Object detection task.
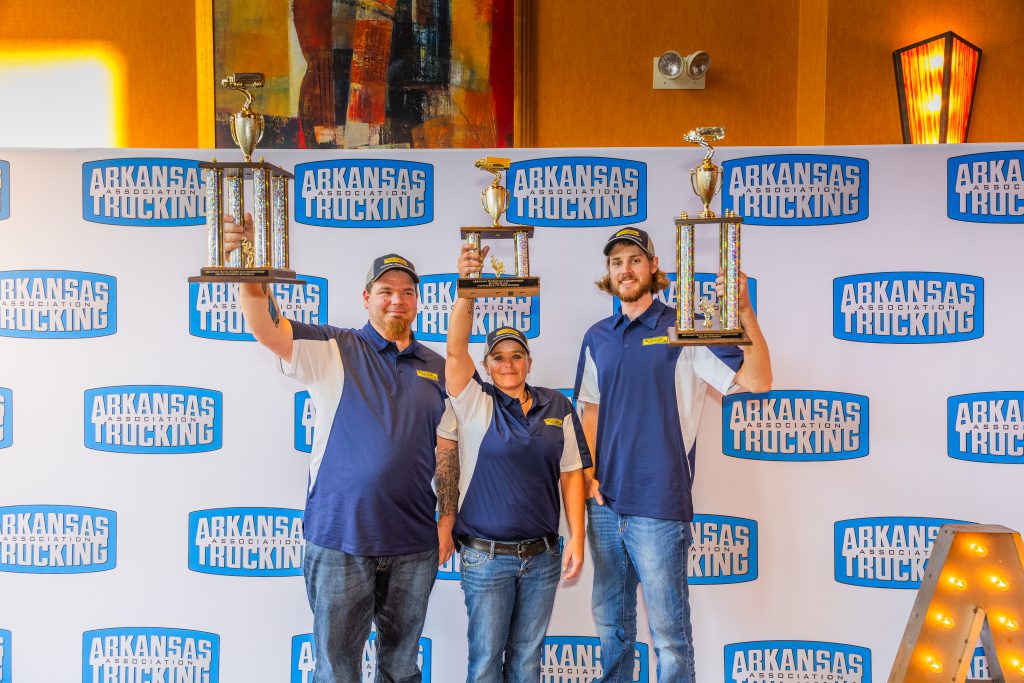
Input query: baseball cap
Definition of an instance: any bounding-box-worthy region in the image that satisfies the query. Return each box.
[484,327,530,356]
[365,253,420,286]
[603,227,655,257]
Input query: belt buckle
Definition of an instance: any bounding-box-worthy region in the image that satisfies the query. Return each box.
[516,541,531,559]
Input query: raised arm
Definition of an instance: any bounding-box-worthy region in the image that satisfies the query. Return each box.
[225,213,293,361]
[446,243,489,397]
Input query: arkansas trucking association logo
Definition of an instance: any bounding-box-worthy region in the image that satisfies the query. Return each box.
[0,628,10,682]
[540,637,649,682]
[723,391,869,462]
[295,391,314,453]
[725,641,870,683]
[85,386,222,454]
[506,157,646,226]
[722,155,868,225]
[690,515,758,584]
[948,151,1024,222]
[414,274,539,343]
[189,275,327,341]
[612,272,758,315]
[0,160,9,221]
[948,392,1024,463]
[291,633,431,683]
[834,517,968,589]
[833,272,983,343]
[82,158,206,226]
[188,507,304,577]
[0,270,116,339]
[0,387,11,449]
[293,159,433,227]
[83,628,219,683]
[0,505,116,574]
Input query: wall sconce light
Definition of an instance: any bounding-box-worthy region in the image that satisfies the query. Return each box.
[653,50,710,90]
[893,31,982,144]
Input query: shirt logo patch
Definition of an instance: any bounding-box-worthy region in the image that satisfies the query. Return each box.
[643,336,669,345]
[416,370,439,381]
[544,418,563,427]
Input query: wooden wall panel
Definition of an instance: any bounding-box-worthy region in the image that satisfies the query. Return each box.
[530,0,802,148]
[0,1,1021,148]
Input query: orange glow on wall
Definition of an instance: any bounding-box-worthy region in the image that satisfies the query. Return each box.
[893,31,981,144]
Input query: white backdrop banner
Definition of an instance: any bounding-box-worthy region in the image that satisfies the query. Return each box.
[1,143,1021,683]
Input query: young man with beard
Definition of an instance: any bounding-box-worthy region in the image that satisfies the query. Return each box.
[226,216,459,683]
[574,227,772,683]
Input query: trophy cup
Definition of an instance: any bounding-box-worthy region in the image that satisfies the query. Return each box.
[668,126,751,346]
[457,157,539,298]
[189,73,301,285]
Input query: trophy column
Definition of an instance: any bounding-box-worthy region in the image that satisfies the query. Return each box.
[205,166,225,269]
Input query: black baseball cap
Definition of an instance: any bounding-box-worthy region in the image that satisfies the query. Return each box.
[484,326,530,355]
[365,253,420,286]
[603,227,655,257]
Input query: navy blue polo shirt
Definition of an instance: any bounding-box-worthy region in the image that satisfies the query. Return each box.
[450,377,591,542]
[574,300,742,521]
[279,320,456,555]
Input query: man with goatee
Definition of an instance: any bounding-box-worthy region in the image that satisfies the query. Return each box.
[574,227,772,683]
[227,216,459,683]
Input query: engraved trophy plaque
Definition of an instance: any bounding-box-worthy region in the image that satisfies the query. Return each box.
[189,73,301,284]
[457,157,539,298]
[668,126,751,346]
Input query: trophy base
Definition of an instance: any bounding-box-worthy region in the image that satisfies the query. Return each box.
[668,326,752,347]
[189,267,305,285]
[457,277,540,298]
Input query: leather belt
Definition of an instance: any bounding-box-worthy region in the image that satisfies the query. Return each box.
[458,534,559,559]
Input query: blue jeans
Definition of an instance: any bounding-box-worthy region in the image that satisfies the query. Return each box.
[586,499,695,683]
[459,541,562,683]
[303,541,439,683]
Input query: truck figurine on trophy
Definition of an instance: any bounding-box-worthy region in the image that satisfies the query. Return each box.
[457,157,539,298]
[189,73,301,285]
[668,126,751,346]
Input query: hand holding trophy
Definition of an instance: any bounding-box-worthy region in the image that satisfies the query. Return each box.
[189,73,301,285]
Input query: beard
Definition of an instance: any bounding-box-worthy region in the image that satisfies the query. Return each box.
[382,316,412,340]
[611,274,651,302]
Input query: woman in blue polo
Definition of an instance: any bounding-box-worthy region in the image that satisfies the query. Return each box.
[446,243,590,683]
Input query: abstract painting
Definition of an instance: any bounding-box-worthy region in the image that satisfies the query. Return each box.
[209,0,515,149]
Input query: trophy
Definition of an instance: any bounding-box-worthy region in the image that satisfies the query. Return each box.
[189,73,301,284]
[457,157,539,298]
[668,126,751,346]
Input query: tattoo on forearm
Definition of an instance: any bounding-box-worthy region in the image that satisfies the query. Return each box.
[267,291,281,328]
[435,445,460,518]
